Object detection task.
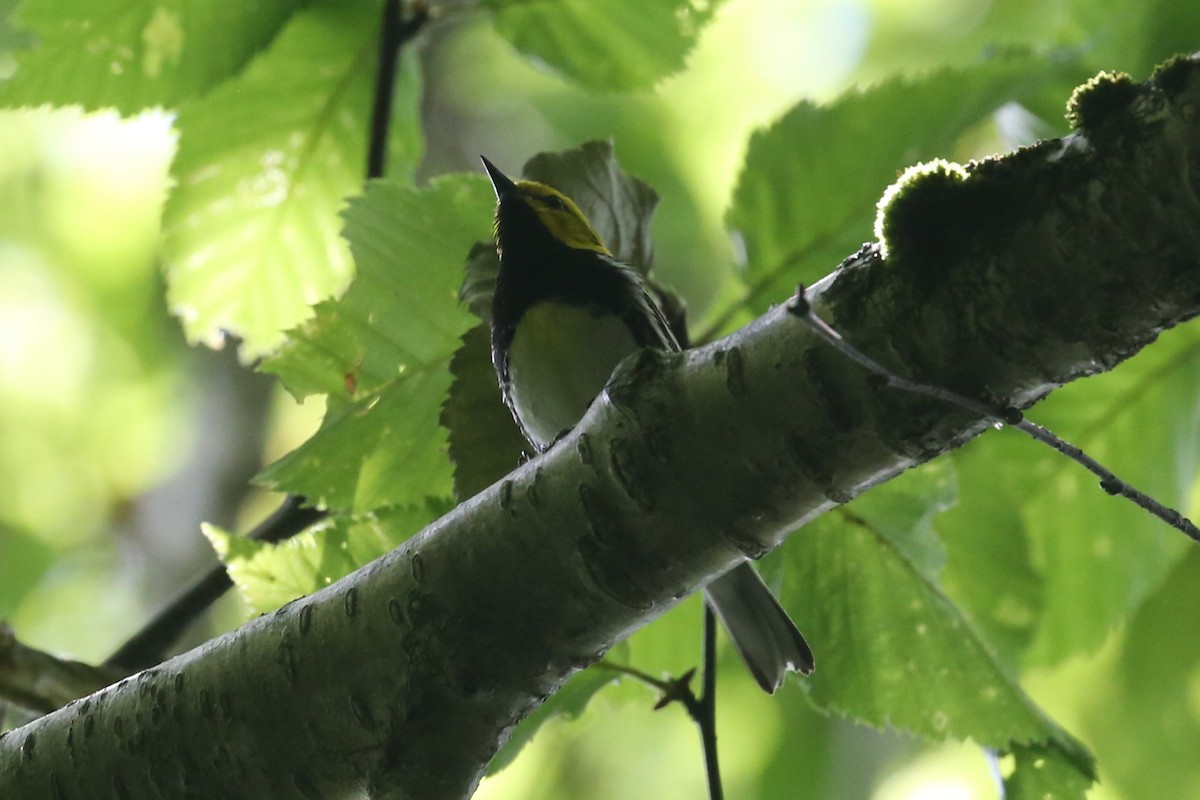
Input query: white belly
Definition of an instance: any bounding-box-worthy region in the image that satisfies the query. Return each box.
[507,302,639,449]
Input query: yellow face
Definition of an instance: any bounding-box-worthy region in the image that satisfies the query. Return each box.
[515,180,611,255]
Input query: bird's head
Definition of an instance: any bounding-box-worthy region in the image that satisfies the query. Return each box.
[481,156,610,256]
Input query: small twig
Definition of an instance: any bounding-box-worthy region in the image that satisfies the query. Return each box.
[596,607,725,800]
[595,660,697,707]
[1014,418,1200,540]
[787,285,1200,543]
[698,606,724,800]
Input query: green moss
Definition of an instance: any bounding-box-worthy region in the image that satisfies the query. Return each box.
[874,151,1051,296]
[1065,70,1138,131]
[1150,53,1196,99]
[875,159,970,262]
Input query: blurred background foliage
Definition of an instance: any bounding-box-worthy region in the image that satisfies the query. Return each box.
[1,0,1199,798]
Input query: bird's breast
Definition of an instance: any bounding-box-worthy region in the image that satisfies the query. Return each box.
[506,302,639,450]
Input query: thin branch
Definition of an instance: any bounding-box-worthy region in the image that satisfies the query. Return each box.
[596,609,725,799]
[698,606,724,800]
[1,625,126,714]
[367,1,429,179]
[788,285,1200,544]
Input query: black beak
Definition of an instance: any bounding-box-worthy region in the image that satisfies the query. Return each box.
[480,156,518,200]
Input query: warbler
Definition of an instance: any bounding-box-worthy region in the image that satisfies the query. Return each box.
[482,156,814,693]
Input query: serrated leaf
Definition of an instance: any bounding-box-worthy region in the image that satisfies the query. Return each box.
[260,367,460,510]
[1079,549,1200,799]
[1017,326,1200,666]
[265,175,493,399]
[258,175,494,511]
[937,434,1046,671]
[458,241,500,322]
[484,0,722,91]
[782,464,1092,771]
[162,3,395,358]
[940,327,1200,672]
[725,52,1065,323]
[1004,741,1096,800]
[0,0,307,113]
[204,507,430,613]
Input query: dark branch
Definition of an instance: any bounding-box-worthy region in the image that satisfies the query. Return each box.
[698,606,724,800]
[367,0,429,179]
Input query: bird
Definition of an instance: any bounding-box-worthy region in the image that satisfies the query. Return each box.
[481,155,814,693]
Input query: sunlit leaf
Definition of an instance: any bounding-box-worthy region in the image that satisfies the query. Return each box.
[1018,325,1200,665]
[484,0,723,90]
[204,507,430,613]
[0,0,307,112]
[162,3,394,357]
[259,175,493,510]
[725,52,1065,326]
[1004,741,1095,800]
[1077,549,1200,799]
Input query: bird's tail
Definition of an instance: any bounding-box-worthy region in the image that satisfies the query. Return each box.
[703,563,814,693]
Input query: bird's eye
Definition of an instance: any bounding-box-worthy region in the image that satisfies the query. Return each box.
[543,195,567,211]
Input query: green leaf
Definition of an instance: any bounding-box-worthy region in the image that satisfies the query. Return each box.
[1079,549,1200,800]
[260,367,456,510]
[1017,325,1200,666]
[0,0,307,113]
[941,326,1200,672]
[0,526,54,616]
[204,507,429,613]
[258,175,494,511]
[162,3,399,358]
[782,463,1093,774]
[724,52,1065,325]
[936,434,1046,671]
[485,0,722,91]
[1004,741,1095,800]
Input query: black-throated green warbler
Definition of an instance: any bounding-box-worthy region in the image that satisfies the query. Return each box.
[482,156,814,693]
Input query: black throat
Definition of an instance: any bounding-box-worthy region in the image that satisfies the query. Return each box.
[490,197,635,360]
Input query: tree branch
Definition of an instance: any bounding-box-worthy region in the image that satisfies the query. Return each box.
[367,0,428,179]
[0,626,125,716]
[3,58,1199,799]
